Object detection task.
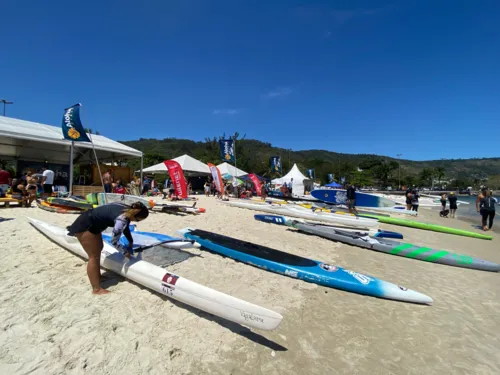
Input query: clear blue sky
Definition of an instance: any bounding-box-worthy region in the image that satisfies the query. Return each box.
[1,0,499,161]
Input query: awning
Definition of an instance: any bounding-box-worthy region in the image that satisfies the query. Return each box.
[0,116,142,164]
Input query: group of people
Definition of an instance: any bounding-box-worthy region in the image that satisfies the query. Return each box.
[405,188,421,214]
[0,166,56,205]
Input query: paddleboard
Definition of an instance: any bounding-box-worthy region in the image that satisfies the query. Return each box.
[256,215,499,272]
[36,200,82,214]
[177,228,432,304]
[47,197,93,210]
[222,200,379,228]
[361,214,493,240]
[311,189,396,208]
[87,193,155,208]
[29,218,283,331]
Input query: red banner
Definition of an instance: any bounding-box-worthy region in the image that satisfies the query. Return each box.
[164,160,188,198]
[207,163,224,193]
[248,174,262,196]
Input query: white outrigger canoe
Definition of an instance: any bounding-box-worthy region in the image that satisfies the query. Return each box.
[29,218,283,331]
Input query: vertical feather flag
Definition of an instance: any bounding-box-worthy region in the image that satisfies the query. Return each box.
[62,104,91,142]
[307,169,315,179]
[248,174,262,196]
[328,173,334,183]
[164,160,188,198]
[208,163,225,193]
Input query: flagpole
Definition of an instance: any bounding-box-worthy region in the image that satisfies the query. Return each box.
[80,106,106,203]
[69,141,74,195]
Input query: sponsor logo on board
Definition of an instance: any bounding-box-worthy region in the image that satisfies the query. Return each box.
[345,270,372,285]
[319,263,338,272]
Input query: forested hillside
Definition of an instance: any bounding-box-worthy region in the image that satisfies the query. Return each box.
[120,136,500,189]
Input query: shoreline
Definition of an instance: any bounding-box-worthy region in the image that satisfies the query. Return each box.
[425,205,498,234]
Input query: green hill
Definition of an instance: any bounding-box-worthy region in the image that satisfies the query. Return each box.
[120,137,500,189]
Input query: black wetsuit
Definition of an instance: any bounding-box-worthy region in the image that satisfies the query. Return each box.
[448,195,458,210]
[67,203,133,247]
[346,186,356,208]
[480,197,496,229]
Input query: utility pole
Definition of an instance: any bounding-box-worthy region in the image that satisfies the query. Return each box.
[0,99,14,116]
[397,153,403,190]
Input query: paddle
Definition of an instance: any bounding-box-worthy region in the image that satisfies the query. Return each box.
[133,238,195,253]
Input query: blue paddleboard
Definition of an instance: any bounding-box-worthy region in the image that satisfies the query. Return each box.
[311,189,395,208]
[176,228,432,304]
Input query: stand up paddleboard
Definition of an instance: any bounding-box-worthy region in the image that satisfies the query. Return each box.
[177,228,432,304]
[29,218,283,331]
[311,189,396,208]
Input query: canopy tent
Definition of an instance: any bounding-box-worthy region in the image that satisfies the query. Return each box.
[271,163,313,196]
[216,162,247,177]
[324,181,342,188]
[141,154,210,175]
[0,116,142,164]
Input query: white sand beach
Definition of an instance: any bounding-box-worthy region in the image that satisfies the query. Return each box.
[1,197,499,374]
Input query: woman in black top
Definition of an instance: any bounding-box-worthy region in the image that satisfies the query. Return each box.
[67,202,149,294]
[440,193,447,212]
[448,192,458,218]
[479,191,496,231]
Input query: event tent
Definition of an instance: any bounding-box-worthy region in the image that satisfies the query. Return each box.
[271,163,313,196]
[216,162,247,177]
[324,181,342,188]
[0,116,142,164]
[142,154,210,175]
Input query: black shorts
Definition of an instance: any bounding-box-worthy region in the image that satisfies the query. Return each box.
[67,210,105,235]
[43,184,53,194]
[348,199,356,209]
[450,204,457,210]
[406,198,412,205]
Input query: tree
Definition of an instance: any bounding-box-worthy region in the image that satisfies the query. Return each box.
[419,168,435,187]
[435,167,445,186]
[350,171,374,187]
[372,161,398,187]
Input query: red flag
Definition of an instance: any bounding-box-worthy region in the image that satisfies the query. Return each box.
[164,160,188,198]
[207,163,224,193]
[248,174,262,196]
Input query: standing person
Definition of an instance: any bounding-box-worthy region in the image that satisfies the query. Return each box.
[204,180,210,197]
[67,202,150,294]
[405,187,413,211]
[0,166,11,197]
[102,169,113,193]
[142,175,151,195]
[448,192,458,218]
[479,191,496,231]
[475,188,488,212]
[440,193,448,212]
[26,175,38,205]
[260,181,268,200]
[410,189,419,214]
[41,166,55,199]
[346,184,358,215]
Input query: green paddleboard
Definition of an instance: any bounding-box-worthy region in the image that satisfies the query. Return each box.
[360,214,493,240]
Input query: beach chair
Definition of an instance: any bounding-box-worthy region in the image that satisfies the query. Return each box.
[54,185,70,198]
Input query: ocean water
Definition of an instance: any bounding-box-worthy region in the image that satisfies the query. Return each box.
[447,195,499,219]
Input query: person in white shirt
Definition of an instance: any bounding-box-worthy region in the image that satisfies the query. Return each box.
[41,166,55,198]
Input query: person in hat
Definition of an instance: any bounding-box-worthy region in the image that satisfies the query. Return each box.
[67,202,150,294]
[448,192,458,218]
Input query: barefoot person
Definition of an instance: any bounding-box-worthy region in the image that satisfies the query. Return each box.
[479,191,496,231]
[448,192,458,218]
[67,202,150,294]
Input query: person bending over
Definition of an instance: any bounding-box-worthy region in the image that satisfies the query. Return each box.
[67,202,149,294]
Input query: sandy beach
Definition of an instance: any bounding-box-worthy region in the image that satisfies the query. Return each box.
[1,196,499,374]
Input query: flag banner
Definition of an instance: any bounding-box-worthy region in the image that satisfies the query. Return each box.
[307,169,315,179]
[219,139,235,162]
[270,156,282,173]
[328,173,334,182]
[208,163,224,193]
[164,160,188,198]
[248,174,262,196]
[340,176,346,184]
[62,104,91,142]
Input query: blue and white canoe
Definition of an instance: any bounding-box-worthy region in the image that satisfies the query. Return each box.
[176,228,433,305]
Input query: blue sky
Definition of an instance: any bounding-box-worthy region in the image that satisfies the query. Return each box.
[1,0,499,161]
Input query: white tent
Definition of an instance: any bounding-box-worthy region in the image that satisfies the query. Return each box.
[0,116,142,163]
[216,162,247,177]
[142,154,210,175]
[271,163,313,196]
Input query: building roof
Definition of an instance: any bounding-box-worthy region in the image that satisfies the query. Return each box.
[0,116,142,164]
[142,154,210,174]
